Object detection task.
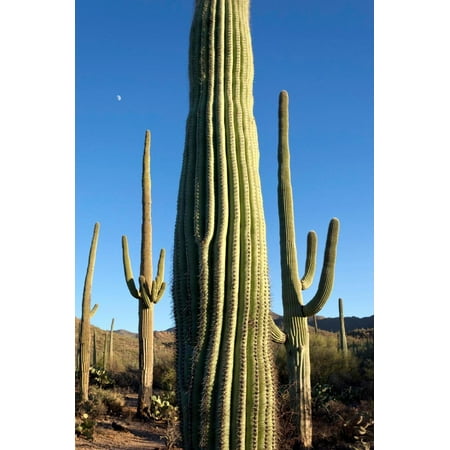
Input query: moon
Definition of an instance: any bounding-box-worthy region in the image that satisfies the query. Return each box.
[116,94,122,101]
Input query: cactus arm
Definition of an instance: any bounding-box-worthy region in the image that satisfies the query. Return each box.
[270,318,287,344]
[301,217,340,317]
[90,303,99,318]
[138,275,152,308]
[301,231,317,290]
[277,90,304,313]
[121,235,140,299]
[151,248,166,304]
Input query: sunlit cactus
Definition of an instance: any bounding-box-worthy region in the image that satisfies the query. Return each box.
[122,130,166,418]
[339,298,348,356]
[78,222,100,402]
[172,1,277,448]
[273,90,340,448]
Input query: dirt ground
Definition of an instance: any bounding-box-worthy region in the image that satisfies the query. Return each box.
[75,393,181,450]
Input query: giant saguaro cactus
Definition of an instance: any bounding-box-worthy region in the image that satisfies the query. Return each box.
[172,1,277,448]
[78,222,100,402]
[274,91,340,448]
[122,130,166,418]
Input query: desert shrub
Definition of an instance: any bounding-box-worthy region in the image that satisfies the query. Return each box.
[153,346,176,392]
[276,384,302,450]
[89,386,125,416]
[312,399,374,450]
[110,368,140,392]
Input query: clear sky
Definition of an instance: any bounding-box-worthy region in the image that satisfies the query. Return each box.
[75,0,374,333]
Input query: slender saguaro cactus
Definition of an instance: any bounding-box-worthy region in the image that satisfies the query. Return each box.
[173,1,277,448]
[104,319,114,370]
[78,222,100,402]
[92,329,97,367]
[274,91,340,448]
[122,130,166,418]
[338,298,348,355]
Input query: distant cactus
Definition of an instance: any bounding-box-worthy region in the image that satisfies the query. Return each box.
[92,328,97,367]
[172,1,277,448]
[78,222,100,402]
[338,298,348,356]
[108,318,115,370]
[122,130,166,418]
[273,91,340,448]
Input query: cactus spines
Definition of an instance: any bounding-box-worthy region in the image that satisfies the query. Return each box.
[276,90,340,448]
[121,130,166,418]
[338,298,348,356]
[78,222,100,402]
[173,1,277,448]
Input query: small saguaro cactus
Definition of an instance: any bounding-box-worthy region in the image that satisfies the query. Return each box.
[273,91,340,449]
[122,130,166,418]
[172,1,277,448]
[338,297,348,356]
[78,222,100,402]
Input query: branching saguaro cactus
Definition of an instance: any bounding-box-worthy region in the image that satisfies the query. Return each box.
[172,1,277,448]
[78,222,100,402]
[122,130,166,418]
[338,298,348,356]
[273,91,340,449]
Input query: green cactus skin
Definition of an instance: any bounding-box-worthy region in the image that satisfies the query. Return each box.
[122,130,166,418]
[92,328,97,367]
[275,90,340,449]
[338,298,348,356]
[78,222,100,402]
[172,1,277,448]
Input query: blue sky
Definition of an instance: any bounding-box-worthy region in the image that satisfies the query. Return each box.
[75,0,374,333]
[75,0,374,331]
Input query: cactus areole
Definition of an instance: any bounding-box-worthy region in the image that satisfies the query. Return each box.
[173,0,276,448]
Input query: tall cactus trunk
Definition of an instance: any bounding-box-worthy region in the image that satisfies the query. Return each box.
[122,131,166,418]
[338,298,348,356]
[276,91,339,448]
[172,1,277,448]
[78,222,100,402]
